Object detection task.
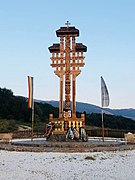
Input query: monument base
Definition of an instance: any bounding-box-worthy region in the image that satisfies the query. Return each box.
[46,114,88,142]
[47,134,66,141]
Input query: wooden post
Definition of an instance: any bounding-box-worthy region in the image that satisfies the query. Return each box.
[59,75,63,118]
[72,75,76,118]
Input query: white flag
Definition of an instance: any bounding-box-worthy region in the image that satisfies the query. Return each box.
[101,76,109,107]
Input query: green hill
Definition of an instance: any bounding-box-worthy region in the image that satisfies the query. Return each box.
[0,88,58,132]
[85,113,135,131]
[0,88,59,122]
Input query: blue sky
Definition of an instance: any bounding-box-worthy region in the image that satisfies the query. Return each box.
[0,0,135,109]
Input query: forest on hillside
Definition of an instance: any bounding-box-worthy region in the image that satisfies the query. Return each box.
[0,88,135,132]
[85,113,135,131]
[0,88,58,132]
[0,88,58,122]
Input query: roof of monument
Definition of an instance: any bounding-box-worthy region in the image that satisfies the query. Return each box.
[48,43,60,53]
[56,27,79,37]
[48,43,87,53]
[76,43,87,52]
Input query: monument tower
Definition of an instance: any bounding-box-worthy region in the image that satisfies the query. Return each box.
[47,22,87,140]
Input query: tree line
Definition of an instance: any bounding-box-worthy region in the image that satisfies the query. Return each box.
[85,112,135,131]
[0,87,135,132]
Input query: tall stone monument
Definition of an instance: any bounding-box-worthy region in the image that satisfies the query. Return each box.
[47,22,87,140]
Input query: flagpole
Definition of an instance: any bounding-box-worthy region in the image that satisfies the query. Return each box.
[101,76,104,142]
[27,76,34,142]
[31,101,34,141]
[101,76,109,143]
[101,108,104,142]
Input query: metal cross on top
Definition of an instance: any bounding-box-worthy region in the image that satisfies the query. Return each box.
[65,21,71,28]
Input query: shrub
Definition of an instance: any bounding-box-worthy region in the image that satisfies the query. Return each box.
[0,119,18,133]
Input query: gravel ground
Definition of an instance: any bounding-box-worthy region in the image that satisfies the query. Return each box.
[0,150,135,180]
